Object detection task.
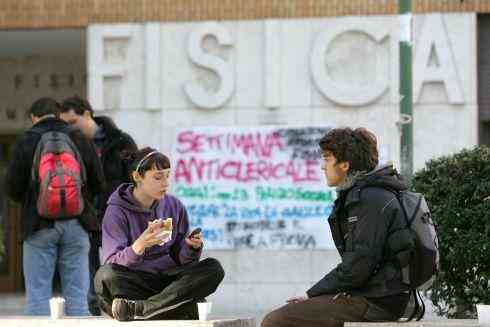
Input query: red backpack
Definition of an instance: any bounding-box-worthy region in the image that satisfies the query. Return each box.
[31,128,86,219]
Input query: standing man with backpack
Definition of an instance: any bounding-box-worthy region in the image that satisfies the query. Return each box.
[59,95,137,315]
[261,127,438,327]
[6,98,105,315]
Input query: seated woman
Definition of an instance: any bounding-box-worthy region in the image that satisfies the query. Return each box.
[94,147,224,321]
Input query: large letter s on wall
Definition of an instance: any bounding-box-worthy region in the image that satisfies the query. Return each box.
[185,22,235,109]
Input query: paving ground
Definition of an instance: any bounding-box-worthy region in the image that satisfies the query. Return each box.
[0,293,480,327]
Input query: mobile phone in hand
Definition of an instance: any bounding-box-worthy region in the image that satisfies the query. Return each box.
[189,228,202,239]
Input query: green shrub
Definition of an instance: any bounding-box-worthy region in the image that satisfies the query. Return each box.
[411,146,490,318]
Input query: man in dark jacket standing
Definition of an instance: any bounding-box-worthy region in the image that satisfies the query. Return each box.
[59,95,137,315]
[6,98,105,316]
[261,127,414,327]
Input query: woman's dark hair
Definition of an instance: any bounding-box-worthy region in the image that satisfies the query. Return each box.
[126,147,171,182]
[60,95,94,118]
[319,127,379,172]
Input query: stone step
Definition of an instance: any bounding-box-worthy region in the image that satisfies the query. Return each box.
[346,320,480,327]
[0,317,256,326]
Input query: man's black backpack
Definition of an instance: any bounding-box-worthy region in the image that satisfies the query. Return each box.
[387,189,440,321]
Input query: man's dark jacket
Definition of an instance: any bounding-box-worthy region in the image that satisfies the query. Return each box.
[6,117,105,239]
[307,165,414,300]
[93,116,137,220]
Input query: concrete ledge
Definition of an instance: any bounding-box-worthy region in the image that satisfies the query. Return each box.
[346,320,480,327]
[0,317,256,327]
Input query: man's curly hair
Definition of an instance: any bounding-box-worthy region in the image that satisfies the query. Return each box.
[319,127,379,172]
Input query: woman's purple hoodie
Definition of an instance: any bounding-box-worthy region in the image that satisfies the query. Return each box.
[102,183,201,274]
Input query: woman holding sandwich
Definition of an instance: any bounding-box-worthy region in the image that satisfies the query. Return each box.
[94,147,224,321]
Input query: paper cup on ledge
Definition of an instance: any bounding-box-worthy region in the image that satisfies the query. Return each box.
[477,304,490,326]
[49,297,65,319]
[198,302,212,321]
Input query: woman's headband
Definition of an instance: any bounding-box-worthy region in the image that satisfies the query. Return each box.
[135,151,159,173]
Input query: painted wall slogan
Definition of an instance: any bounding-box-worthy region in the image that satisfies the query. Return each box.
[171,126,336,250]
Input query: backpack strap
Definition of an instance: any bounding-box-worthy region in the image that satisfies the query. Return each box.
[361,185,414,281]
[30,129,48,183]
[417,290,426,321]
[51,125,88,184]
[28,127,44,136]
[404,290,418,322]
[405,289,425,322]
[61,126,88,184]
[361,185,422,228]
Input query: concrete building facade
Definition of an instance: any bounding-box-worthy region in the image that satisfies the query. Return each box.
[0,1,488,320]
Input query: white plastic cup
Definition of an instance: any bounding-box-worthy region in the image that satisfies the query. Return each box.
[477,304,490,326]
[49,297,65,319]
[197,302,212,321]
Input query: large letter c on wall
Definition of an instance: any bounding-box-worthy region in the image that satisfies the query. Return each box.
[310,21,389,107]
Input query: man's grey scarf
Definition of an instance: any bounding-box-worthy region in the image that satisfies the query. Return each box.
[336,170,367,193]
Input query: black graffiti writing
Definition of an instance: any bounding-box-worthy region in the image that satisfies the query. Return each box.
[228,232,316,250]
[270,232,316,248]
[277,127,330,160]
[230,234,255,248]
[226,219,287,233]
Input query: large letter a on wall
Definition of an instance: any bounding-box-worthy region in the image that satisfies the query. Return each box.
[414,14,464,104]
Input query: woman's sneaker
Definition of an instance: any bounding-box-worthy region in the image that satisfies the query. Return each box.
[149,301,199,320]
[112,298,137,321]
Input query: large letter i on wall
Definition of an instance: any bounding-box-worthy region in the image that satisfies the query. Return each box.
[184,22,235,109]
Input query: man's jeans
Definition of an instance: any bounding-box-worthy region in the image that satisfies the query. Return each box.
[23,219,90,316]
[87,238,101,315]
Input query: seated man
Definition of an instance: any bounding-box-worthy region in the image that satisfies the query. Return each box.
[94,147,224,321]
[261,128,414,327]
